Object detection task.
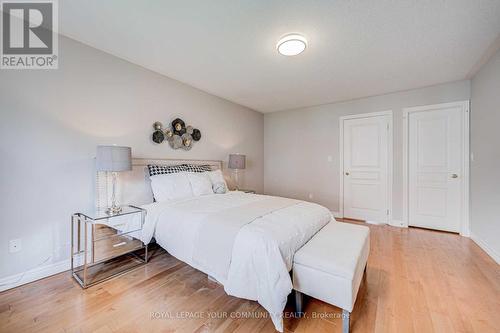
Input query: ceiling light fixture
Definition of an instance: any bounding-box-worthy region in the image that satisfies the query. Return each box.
[276,34,307,56]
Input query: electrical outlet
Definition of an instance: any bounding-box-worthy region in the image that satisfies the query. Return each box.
[327,155,333,162]
[308,193,314,200]
[9,239,22,253]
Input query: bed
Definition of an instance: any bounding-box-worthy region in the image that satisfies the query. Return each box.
[97,158,333,332]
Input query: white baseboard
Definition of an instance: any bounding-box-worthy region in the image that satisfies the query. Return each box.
[331,211,342,219]
[333,213,407,228]
[390,220,406,227]
[470,233,500,265]
[0,259,70,292]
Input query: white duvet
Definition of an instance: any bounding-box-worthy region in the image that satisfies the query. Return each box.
[141,192,332,332]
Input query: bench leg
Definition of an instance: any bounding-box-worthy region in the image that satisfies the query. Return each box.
[294,290,303,317]
[342,309,350,333]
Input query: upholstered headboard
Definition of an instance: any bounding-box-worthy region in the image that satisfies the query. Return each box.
[96,158,223,209]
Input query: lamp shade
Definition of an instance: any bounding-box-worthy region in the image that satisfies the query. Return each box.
[96,146,132,172]
[228,154,246,170]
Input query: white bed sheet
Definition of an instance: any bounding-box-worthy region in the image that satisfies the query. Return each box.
[141,192,270,273]
[141,192,332,332]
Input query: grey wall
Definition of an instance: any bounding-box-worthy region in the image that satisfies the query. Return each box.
[470,47,500,262]
[264,80,471,221]
[0,36,264,279]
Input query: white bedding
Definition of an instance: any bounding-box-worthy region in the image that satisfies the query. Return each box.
[141,192,332,332]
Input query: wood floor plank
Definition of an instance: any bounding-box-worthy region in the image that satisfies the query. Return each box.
[1,221,499,333]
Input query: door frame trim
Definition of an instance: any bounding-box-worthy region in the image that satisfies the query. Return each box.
[339,110,394,224]
[402,101,470,236]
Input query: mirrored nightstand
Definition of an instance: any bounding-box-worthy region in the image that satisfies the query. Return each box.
[71,205,147,288]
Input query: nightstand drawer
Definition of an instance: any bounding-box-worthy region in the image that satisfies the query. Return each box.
[93,233,143,263]
[93,215,142,241]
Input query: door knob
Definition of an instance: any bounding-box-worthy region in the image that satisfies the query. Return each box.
[451,173,458,178]
[345,172,350,176]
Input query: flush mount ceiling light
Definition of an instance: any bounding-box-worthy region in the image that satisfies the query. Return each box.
[276,34,307,56]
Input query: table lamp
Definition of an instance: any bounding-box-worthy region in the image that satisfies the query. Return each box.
[96,145,132,214]
[228,154,246,190]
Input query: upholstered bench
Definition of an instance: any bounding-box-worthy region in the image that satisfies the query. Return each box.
[292,221,370,333]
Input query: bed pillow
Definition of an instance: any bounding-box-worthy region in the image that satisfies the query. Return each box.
[147,164,188,176]
[187,172,214,196]
[183,164,212,173]
[150,172,193,202]
[207,169,228,194]
[212,181,227,194]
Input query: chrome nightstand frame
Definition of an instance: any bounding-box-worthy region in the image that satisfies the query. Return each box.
[71,205,148,288]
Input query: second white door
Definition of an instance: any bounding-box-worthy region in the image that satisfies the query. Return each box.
[407,103,465,232]
[343,114,391,223]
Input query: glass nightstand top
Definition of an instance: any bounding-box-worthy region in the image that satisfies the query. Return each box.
[76,205,144,221]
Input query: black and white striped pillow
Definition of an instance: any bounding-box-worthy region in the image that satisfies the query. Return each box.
[147,164,188,177]
[183,164,212,173]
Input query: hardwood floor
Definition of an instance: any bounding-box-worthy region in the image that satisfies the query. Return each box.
[1,221,499,333]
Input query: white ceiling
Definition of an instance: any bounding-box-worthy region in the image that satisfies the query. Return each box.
[60,1,500,113]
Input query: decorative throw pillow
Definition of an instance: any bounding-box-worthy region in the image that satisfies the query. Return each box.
[187,172,214,196]
[183,164,212,173]
[207,169,228,194]
[147,164,188,177]
[212,181,227,194]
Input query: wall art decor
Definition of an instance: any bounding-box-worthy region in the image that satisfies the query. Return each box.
[151,118,201,150]
[152,121,165,144]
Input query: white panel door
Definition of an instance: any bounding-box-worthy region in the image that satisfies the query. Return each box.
[408,106,463,232]
[343,115,389,223]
